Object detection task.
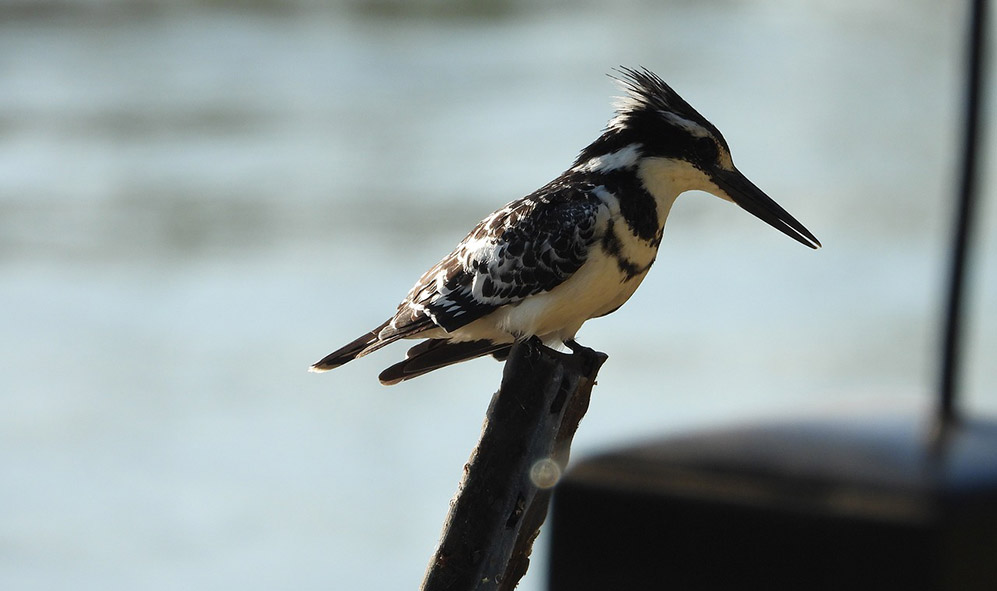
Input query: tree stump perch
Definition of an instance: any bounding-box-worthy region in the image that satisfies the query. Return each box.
[420,338,608,591]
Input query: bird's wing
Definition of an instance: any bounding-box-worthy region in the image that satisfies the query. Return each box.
[380,184,605,340]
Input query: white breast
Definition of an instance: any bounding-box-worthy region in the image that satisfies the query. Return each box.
[447,215,656,345]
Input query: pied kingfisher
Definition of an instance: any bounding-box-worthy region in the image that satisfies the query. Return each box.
[311,67,820,385]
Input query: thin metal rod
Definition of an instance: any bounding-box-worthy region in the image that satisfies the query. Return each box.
[939,0,988,423]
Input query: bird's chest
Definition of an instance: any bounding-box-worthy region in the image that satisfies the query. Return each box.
[493,249,649,339]
[533,215,659,318]
[598,206,662,274]
[592,183,668,267]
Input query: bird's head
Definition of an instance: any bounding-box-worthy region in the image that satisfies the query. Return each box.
[574,67,820,249]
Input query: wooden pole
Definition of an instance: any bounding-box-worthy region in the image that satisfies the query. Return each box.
[421,338,607,591]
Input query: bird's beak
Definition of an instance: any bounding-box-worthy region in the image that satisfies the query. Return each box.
[711,167,821,249]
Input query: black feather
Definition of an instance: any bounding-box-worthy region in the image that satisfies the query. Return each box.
[378,339,510,385]
[310,319,391,371]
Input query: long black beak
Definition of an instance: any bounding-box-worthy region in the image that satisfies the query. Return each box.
[711,167,821,249]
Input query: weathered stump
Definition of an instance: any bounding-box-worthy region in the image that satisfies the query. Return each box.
[421,338,607,591]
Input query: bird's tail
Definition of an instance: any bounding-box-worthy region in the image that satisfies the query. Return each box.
[378,339,513,385]
[309,320,393,373]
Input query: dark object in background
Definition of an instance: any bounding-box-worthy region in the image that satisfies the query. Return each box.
[548,416,997,590]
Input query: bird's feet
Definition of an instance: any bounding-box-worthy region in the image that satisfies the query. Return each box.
[504,337,607,379]
[521,337,597,360]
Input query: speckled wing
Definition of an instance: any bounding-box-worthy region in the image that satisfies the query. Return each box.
[380,183,604,340]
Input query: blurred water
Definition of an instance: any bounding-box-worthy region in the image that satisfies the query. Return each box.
[3,1,996,589]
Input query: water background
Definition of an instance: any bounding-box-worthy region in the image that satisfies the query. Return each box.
[4,1,997,589]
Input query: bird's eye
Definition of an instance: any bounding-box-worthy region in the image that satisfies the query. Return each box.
[694,137,718,163]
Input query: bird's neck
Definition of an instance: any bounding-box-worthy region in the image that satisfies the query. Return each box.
[636,157,698,218]
[626,156,709,246]
[573,146,699,244]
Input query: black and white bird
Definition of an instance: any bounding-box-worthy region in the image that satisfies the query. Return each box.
[311,67,820,385]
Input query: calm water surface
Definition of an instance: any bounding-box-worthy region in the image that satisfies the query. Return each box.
[3,1,996,589]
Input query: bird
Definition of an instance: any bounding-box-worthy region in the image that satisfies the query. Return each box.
[311,67,820,385]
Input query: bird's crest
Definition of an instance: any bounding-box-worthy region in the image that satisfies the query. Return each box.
[608,66,722,141]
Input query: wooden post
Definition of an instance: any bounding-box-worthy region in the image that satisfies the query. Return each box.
[421,338,607,591]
